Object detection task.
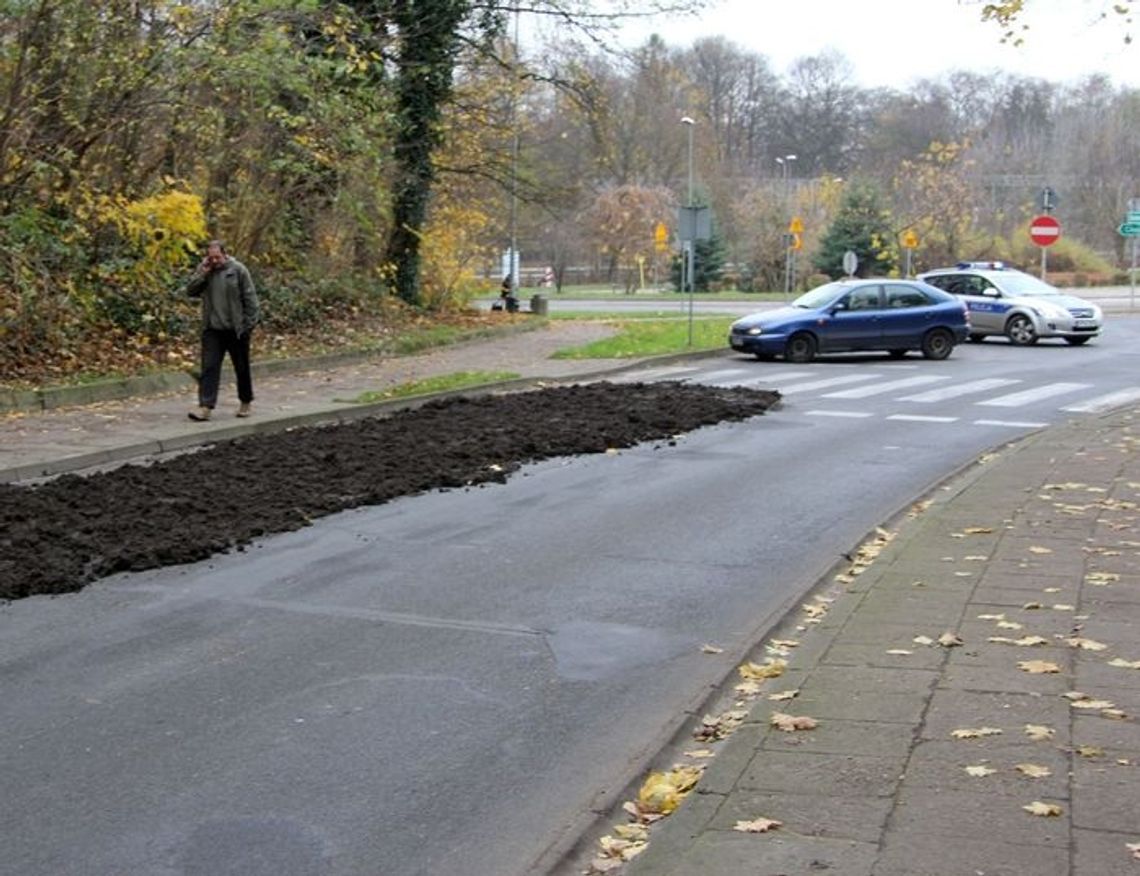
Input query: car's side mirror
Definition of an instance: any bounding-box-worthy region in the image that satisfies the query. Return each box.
[982,288,1000,298]
[831,301,848,313]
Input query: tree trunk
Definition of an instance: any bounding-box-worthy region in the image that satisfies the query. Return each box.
[383,0,471,307]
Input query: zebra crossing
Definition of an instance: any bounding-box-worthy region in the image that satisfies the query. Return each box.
[612,363,1140,428]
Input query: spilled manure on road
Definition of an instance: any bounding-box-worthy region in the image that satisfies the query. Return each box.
[0,381,779,600]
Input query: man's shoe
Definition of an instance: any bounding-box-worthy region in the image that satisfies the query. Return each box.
[236,403,252,418]
[188,407,211,422]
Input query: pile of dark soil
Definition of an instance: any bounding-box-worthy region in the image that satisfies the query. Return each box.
[0,382,779,600]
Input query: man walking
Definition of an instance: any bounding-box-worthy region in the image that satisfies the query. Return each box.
[184,240,260,421]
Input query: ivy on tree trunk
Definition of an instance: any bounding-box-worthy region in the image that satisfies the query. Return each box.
[384,0,472,306]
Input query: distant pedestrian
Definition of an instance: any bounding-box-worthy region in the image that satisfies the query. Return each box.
[497,275,519,313]
[183,240,260,421]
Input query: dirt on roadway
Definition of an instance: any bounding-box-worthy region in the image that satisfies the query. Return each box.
[0,382,779,601]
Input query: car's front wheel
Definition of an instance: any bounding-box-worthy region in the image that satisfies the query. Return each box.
[1065,336,1091,346]
[1005,314,1038,346]
[785,332,817,363]
[921,328,954,360]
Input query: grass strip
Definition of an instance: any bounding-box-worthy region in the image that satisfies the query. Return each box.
[552,317,735,359]
[339,370,520,404]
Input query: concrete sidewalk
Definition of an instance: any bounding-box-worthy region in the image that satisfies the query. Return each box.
[4,324,1139,875]
[570,406,1140,876]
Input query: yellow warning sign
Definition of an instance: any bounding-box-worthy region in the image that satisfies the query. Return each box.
[654,222,668,252]
[901,230,919,249]
[788,217,804,234]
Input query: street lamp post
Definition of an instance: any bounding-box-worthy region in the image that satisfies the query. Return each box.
[681,117,695,345]
[775,154,797,298]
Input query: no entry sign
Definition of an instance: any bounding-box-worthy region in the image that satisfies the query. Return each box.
[1029,214,1061,247]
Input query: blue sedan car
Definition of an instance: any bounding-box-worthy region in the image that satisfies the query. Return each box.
[729,279,970,363]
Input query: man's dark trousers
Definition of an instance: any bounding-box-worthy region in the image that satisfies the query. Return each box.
[198,328,253,409]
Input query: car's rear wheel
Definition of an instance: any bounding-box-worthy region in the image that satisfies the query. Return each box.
[968,333,986,343]
[785,332,816,363]
[888,349,908,359]
[1005,314,1038,346]
[1065,336,1091,346]
[921,328,954,360]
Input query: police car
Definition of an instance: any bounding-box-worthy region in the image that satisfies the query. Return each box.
[918,262,1102,346]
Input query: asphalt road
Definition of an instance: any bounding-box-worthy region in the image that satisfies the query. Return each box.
[3,316,1139,876]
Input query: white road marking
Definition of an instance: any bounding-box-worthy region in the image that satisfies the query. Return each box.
[886,414,959,423]
[778,374,882,394]
[822,375,951,399]
[1061,387,1140,413]
[899,377,1022,402]
[974,418,1049,428]
[805,410,875,418]
[976,382,1091,408]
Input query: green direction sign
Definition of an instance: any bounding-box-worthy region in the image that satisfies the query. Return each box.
[1128,211,1140,224]
[1120,222,1140,237]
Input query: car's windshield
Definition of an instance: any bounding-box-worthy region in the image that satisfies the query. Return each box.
[794,282,845,309]
[996,272,1062,298]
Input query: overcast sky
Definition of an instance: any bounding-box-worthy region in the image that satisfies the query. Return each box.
[612,0,1138,89]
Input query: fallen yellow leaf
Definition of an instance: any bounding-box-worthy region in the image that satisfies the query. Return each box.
[1023,602,1044,610]
[598,835,648,861]
[1066,637,1107,651]
[739,659,786,681]
[1076,745,1104,757]
[735,680,762,697]
[1102,708,1127,720]
[963,527,994,534]
[770,712,818,732]
[1018,660,1061,674]
[1016,763,1052,778]
[1128,841,1140,860]
[1070,698,1115,710]
[1028,546,1053,554]
[978,613,1006,621]
[1108,657,1140,670]
[938,632,964,647]
[684,749,716,760]
[965,765,997,777]
[1085,572,1119,585]
[636,766,703,815]
[733,817,782,833]
[613,823,649,842]
[1025,724,1055,741]
[913,635,935,646]
[952,727,1003,739]
[697,708,749,741]
[767,689,799,702]
[886,649,913,656]
[1052,604,1075,612]
[1023,801,1063,817]
[700,643,725,654]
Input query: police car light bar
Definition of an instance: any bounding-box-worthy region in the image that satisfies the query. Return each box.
[956,261,1006,270]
